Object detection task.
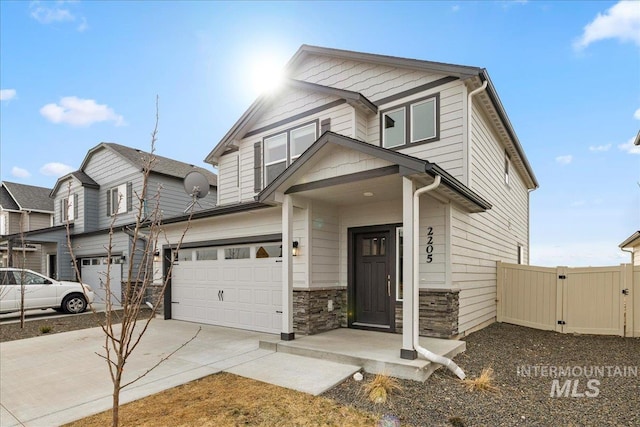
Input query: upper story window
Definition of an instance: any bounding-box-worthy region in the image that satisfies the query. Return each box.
[107,183,132,216]
[504,153,511,186]
[263,121,318,186]
[381,93,439,149]
[62,194,77,222]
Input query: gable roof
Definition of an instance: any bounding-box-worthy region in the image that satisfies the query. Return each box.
[1,181,54,213]
[205,44,537,189]
[619,231,640,249]
[52,142,218,196]
[257,131,491,213]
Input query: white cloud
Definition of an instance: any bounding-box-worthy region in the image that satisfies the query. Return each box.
[618,136,640,154]
[11,167,31,178]
[0,89,16,101]
[40,162,74,177]
[634,108,640,120]
[451,5,460,12]
[574,1,640,50]
[29,1,88,31]
[40,96,125,127]
[588,143,611,152]
[555,155,573,165]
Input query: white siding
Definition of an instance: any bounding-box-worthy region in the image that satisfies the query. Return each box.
[252,87,338,131]
[396,80,465,179]
[311,201,340,287]
[217,153,240,205]
[292,56,446,103]
[302,145,393,183]
[236,103,357,203]
[451,99,530,334]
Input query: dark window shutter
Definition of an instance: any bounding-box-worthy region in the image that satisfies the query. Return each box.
[127,182,133,212]
[73,194,78,220]
[254,141,262,193]
[321,118,331,134]
[59,200,63,222]
[106,190,111,217]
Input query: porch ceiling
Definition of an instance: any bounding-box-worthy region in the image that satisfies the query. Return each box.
[291,174,403,206]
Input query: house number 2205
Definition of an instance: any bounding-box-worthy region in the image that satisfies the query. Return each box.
[426,227,434,263]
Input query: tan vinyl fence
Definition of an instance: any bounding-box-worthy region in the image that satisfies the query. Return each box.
[497,262,638,337]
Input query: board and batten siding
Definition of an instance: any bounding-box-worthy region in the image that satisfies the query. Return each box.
[451,98,530,335]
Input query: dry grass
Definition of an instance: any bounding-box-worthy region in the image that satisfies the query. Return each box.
[63,372,377,427]
[461,367,499,394]
[362,373,403,404]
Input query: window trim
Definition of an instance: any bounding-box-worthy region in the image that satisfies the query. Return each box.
[262,120,318,187]
[382,107,406,149]
[504,152,511,186]
[108,183,129,216]
[379,93,440,150]
[410,97,437,143]
[396,227,403,302]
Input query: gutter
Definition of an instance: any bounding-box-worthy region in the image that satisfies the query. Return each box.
[412,175,466,380]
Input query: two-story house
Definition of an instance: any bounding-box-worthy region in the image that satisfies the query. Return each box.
[2,142,217,305]
[156,45,538,360]
[0,181,54,272]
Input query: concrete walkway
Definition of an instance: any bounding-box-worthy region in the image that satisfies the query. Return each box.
[0,321,359,427]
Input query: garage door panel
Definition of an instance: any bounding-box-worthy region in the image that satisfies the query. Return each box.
[172,247,283,334]
[223,268,236,281]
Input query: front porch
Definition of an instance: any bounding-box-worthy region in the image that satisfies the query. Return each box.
[260,327,466,382]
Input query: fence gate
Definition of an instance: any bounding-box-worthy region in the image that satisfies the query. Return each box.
[497,262,636,337]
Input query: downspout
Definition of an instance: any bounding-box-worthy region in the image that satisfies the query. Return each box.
[413,175,466,380]
[466,80,488,187]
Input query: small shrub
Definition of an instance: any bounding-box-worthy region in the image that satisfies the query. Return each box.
[363,373,403,404]
[461,367,499,393]
[449,416,466,427]
[39,325,53,334]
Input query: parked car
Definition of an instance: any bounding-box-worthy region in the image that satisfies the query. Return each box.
[0,268,94,314]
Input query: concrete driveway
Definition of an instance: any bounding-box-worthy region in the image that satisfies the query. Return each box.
[0,320,358,427]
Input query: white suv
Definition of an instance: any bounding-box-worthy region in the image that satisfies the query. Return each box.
[0,268,94,314]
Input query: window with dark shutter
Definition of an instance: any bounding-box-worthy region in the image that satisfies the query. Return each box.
[254,141,262,192]
[127,182,133,211]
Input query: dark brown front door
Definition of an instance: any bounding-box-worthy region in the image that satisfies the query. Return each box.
[353,230,393,328]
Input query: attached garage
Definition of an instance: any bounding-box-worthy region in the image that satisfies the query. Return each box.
[81,256,122,305]
[170,242,283,334]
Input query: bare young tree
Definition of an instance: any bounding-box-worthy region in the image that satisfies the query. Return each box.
[65,100,198,426]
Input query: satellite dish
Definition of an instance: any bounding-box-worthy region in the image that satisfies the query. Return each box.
[183,171,210,212]
[184,171,210,198]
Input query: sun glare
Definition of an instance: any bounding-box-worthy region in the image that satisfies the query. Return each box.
[250,57,286,96]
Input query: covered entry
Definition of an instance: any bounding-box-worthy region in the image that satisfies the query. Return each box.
[170,242,283,334]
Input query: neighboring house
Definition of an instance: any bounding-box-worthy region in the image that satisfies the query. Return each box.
[0,182,54,273]
[620,231,640,266]
[1,143,217,304]
[157,45,538,360]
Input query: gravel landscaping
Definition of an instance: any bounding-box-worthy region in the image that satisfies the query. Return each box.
[324,323,640,426]
[3,314,638,426]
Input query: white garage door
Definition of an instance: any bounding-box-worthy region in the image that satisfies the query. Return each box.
[81,257,122,306]
[171,243,282,334]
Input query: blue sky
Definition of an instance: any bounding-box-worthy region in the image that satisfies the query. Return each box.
[1,1,638,266]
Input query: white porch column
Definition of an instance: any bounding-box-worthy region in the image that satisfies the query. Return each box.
[401,177,417,359]
[281,194,295,340]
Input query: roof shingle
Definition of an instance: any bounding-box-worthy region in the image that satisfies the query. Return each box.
[1,181,54,212]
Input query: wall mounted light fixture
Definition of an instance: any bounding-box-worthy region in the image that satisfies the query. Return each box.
[292,241,299,257]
